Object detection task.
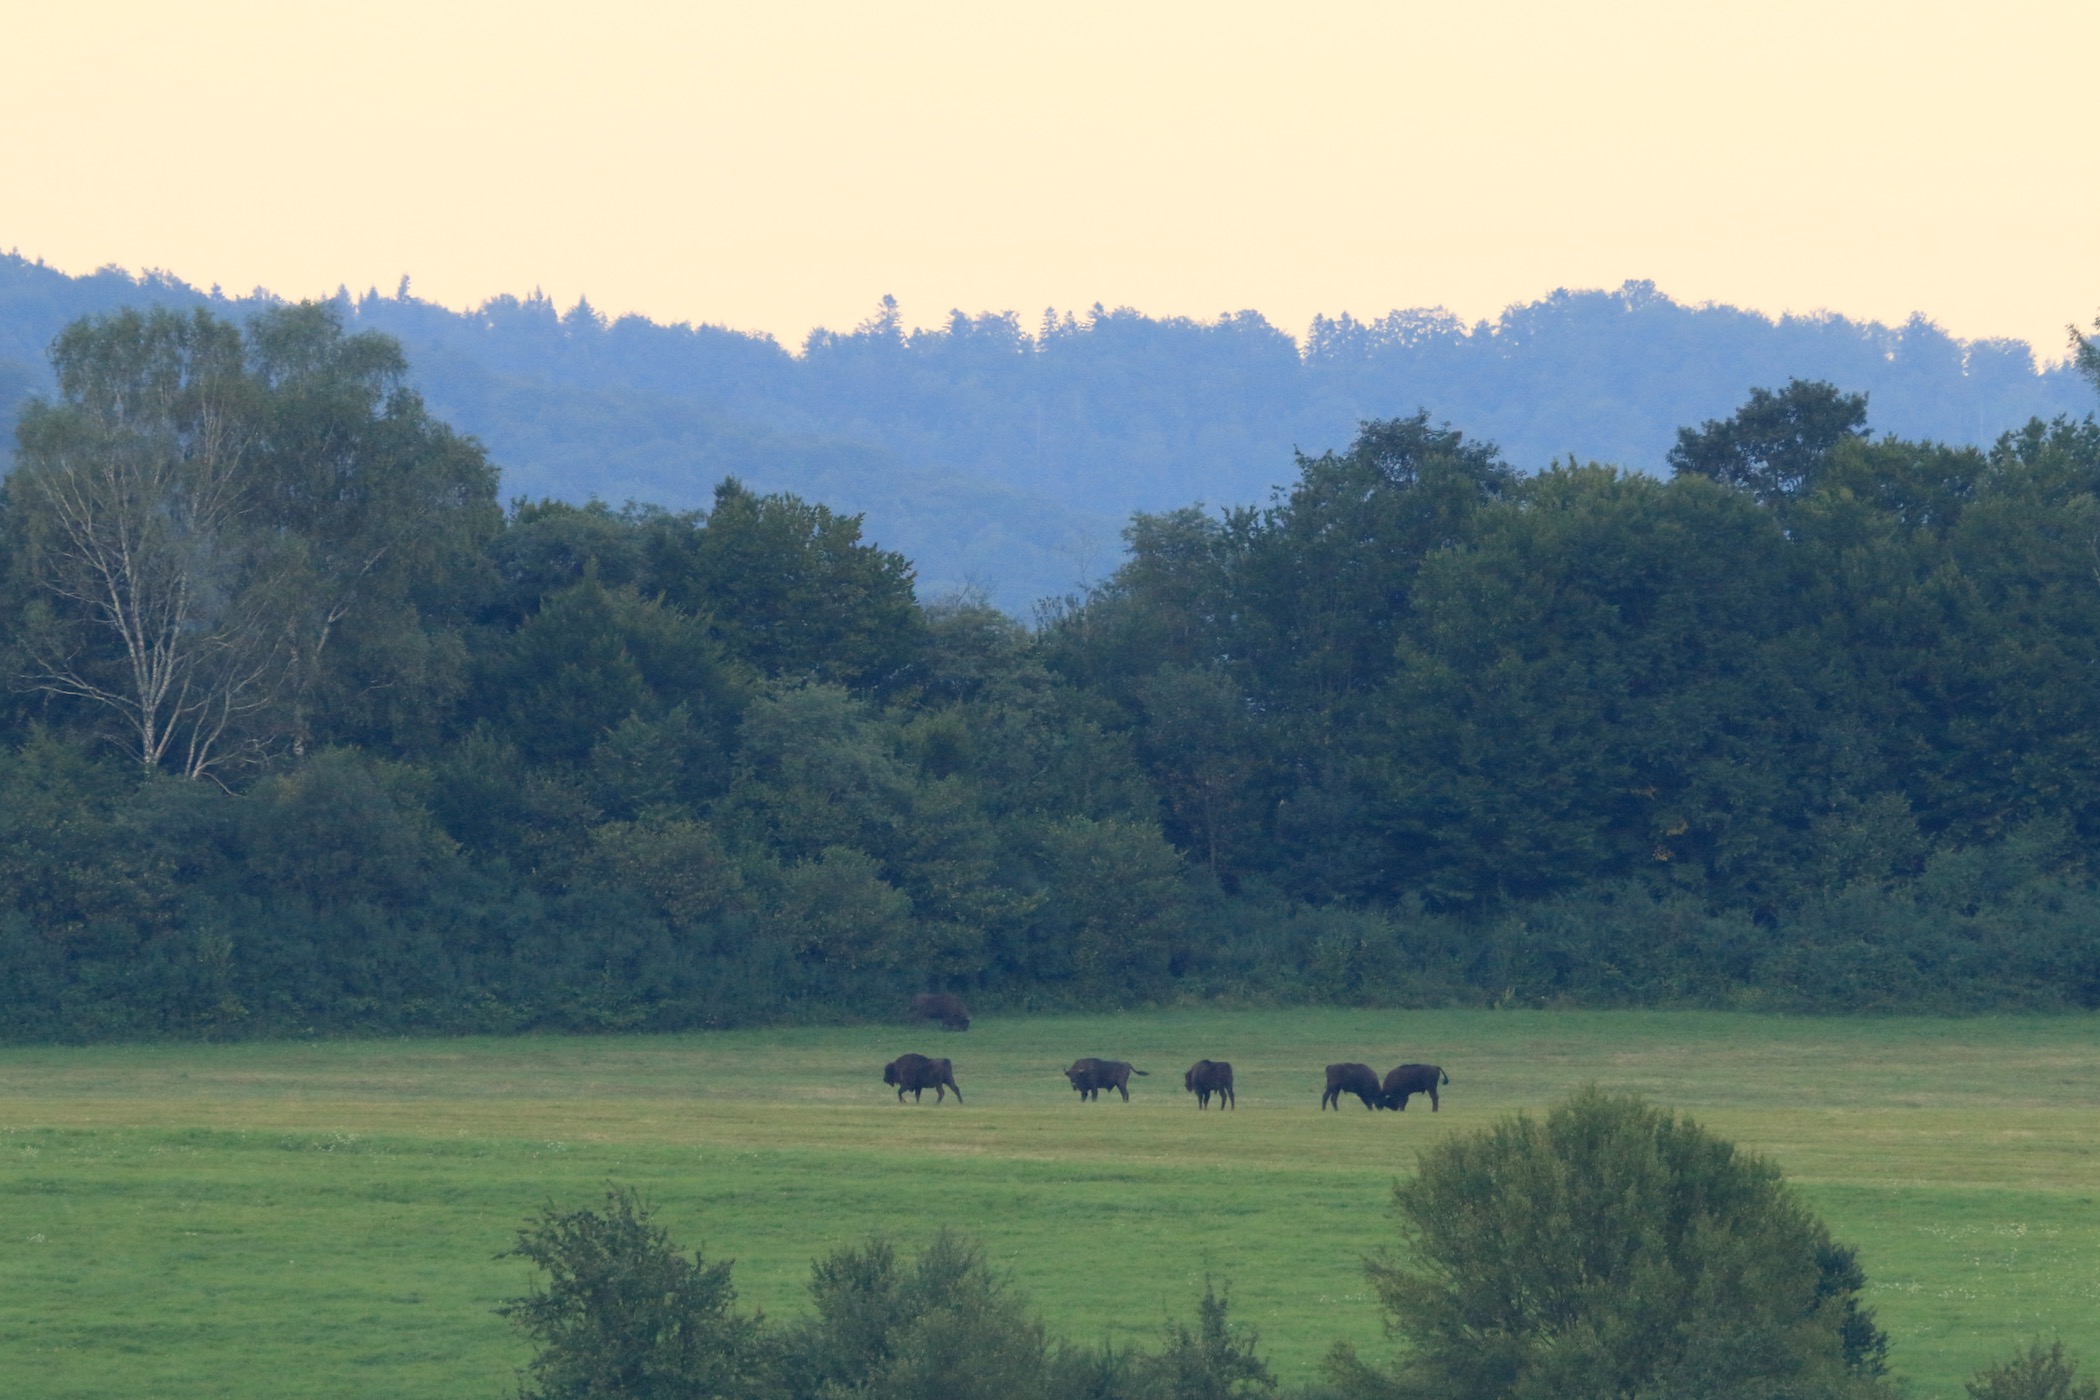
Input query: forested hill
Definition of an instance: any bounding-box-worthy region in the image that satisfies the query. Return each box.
[0,254,2087,611]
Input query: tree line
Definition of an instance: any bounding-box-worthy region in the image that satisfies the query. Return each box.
[1,303,2099,1039]
[5,254,2091,612]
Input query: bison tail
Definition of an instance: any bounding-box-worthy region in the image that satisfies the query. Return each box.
[1132,1069,1150,1076]
[1440,1068,1451,1084]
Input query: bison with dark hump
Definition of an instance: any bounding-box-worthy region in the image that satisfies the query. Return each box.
[911,993,970,1031]
[883,1053,962,1103]
[1184,1059,1235,1110]
[1322,1062,1383,1111]
[1381,1063,1448,1111]
[1065,1058,1148,1102]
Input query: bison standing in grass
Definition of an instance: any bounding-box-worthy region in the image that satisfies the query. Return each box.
[1184,1060,1235,1109]
[1065,1058,1147,1102]
[911,993,971,1031]
[1322,1062,1383,1111]
[883,1053,962,1104]
[1381,1063,1448,1111]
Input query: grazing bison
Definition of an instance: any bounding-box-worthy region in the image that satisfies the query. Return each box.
[1065,1058,1148,1102]
[1380,1063,1449,1112]
[1184,1060,1235,1110]
[883,1053,962,1104]
[911,993,971,1031]
[1322,1062,1383,1111]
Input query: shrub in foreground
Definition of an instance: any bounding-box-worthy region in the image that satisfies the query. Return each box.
[501,1191,1280,1400]
[1327,1087,1891,1400]
[779,1231,1051,1400]
[500,1187,766,1400]
[1967,1342,2100,1400]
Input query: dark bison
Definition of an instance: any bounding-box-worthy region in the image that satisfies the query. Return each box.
[1381,1063,1448,1112]
[1065,1058,1148,1102]
[911,993,971,1031]
[883,1053,962,1104]
[1184,1060,1235,1110]
[1322,1062,1383,1111]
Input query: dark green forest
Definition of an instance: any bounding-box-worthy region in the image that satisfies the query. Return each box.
[3,302,2100,1040]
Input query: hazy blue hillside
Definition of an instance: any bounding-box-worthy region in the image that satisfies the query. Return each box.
[2,254,2088,611]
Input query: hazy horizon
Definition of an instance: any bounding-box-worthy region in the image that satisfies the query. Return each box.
[4,247,2083,371]
[6,2,2094,357]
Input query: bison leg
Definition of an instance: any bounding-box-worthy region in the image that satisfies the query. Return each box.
[1117,1081,1130,1102]
[1427,1087,1438,1111]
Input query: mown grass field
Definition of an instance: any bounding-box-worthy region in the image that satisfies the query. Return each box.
[1,1009,2096,1398]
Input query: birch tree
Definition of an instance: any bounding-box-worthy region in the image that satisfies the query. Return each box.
[4,303,498,775]
[7,308,280,778]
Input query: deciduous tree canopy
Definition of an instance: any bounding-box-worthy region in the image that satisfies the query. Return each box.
[4,302,2100,1039]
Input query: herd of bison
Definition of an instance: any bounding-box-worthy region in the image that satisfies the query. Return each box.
[884,995,1450,1113]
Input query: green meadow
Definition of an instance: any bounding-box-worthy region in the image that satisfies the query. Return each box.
[2,1009,2096,1398]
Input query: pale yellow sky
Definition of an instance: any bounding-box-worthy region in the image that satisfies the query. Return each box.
[4,0,2095,354]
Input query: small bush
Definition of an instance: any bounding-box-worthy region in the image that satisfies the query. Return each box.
[499,1186,764,1400]
[1967,1342,2100,1400]
[1327,1087,1891,1400]
[778,1231,1052,1400]
[1133,1280,1277,1400]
